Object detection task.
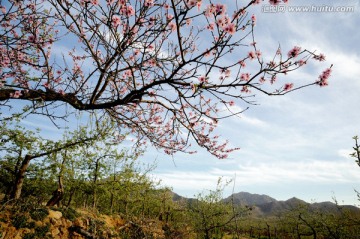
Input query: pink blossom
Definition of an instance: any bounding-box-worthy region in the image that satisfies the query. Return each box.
[251,14,256,25]
[224,69,231,77]
[28,35,36,43]
[268,61,276,68]
[190,83,196,93]
[288,46,301,58]
[166,14,173,21]
[248,51,256,60]
[197,1,202,10]
[185,0,197,8]
[125,5,135,16]
[283,83,294,91]
[204,49,211,57]
[241,86,250,93]
[144,0,154,7]
[10,90,22,98]
[228,100,235,106]
[149,58,156,66]
[91,0,99,5]
[216,16,228,28]
[205,4,216,17]
[112,15,121,27]
[168,21,176,32]
[239,60,246,68]
[240,73,250,81]
[314,53,326,61]
[317,68,331,87]
[269,0,282,5]
[148,44,154,50]
[224,23,236,35]
[198,75,207,83]
[207,23,215,31]
[215,3,226,15]
[255,50,262,58]
[270,75,277,84]
[0,6,6,14]
[124,70,132,77]
[296,60,306,66]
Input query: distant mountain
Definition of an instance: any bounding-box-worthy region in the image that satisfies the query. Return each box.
[221,192,360,217]
[171,191,359,217]
[224,192,277,206]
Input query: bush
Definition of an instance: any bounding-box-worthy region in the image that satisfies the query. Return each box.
[23,223,51,239]
[30,208,49,221]
[11,214,28,229]
[52,207,79,221]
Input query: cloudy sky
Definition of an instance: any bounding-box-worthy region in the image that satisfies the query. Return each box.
[139,0,360,205]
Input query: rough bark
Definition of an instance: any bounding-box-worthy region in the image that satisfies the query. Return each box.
[10,155,32,200]
[46,175,64,207]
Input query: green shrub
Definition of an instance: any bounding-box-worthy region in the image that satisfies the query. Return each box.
[11,214,28,229]
[34,223,50,238]
[23,233,35,239]
[30,208,49,221]
[52,207,79,221]
[23,224,51,239]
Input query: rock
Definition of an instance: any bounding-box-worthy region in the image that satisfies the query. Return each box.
[51,227,60,236]
[73,218,85,228]
[48,210,62,220]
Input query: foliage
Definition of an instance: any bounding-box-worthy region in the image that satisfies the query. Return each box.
[30,208,49,221]
[52,207,79,222]
[11,214,29,229]
[188,178,248,239]
[23,223,51,239]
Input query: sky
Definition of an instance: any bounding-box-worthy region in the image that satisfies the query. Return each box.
[139,0,360,205]
[3,0,360,206]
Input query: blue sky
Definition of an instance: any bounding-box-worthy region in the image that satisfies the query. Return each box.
[139,0,360,205]
[5,0,360,205]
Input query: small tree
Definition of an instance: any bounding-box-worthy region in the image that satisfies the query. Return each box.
[0,117,111,201]
[351,136,360,168]
[351,135,360,205]
[0,0,332,158]
[188,178,247,239]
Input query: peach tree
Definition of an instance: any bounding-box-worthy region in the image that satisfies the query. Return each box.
[0,0,332,158]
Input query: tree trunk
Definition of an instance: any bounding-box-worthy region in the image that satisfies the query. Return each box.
[66,187,76,207]
[10,155,32,200]
[92,157,101,209]
[46,175,64,206]
[110,192,114,214]
[266,222,271,239]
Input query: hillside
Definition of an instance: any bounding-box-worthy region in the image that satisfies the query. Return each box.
[1,191,359,239]
[223,192,360,217]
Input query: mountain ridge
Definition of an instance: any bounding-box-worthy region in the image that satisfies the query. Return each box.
[173,191,360,217]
